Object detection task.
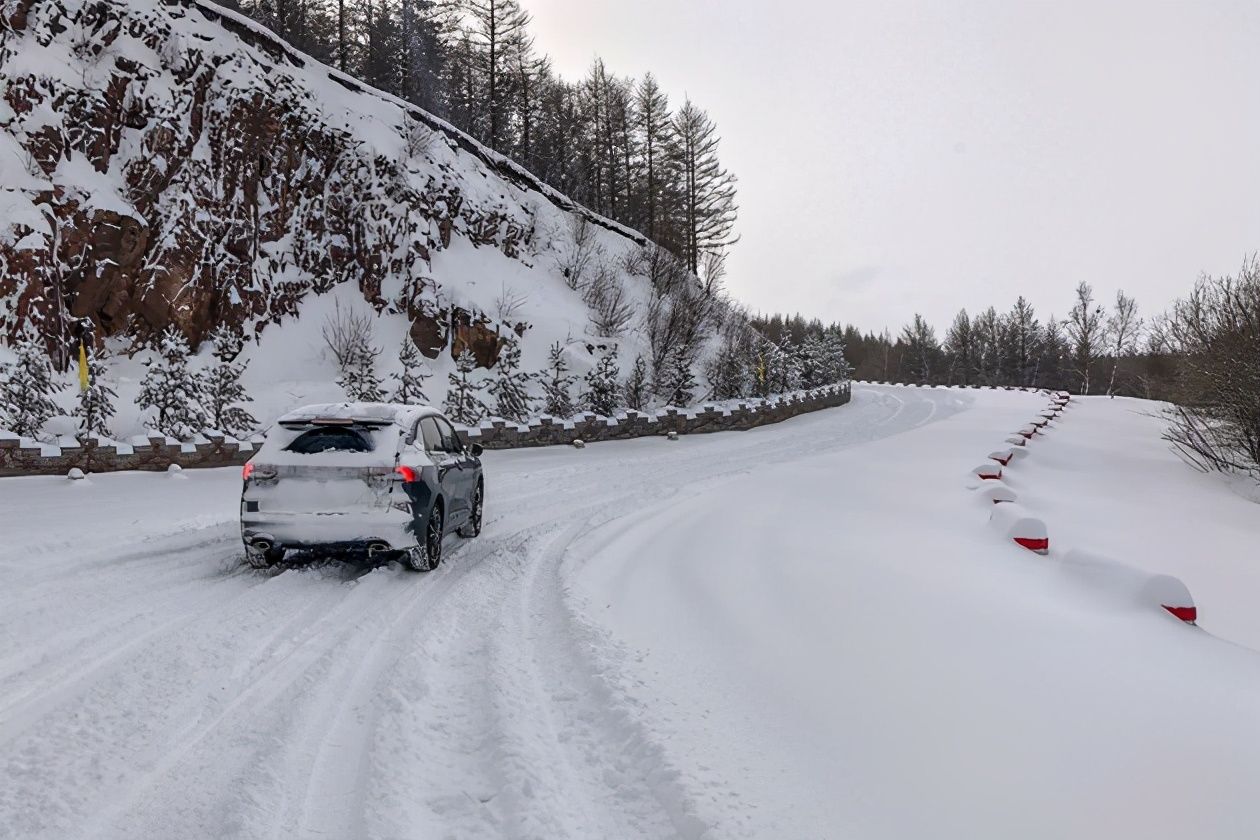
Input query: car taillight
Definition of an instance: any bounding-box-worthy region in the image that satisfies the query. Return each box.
[242,462,255,481]
[395,465,418,483]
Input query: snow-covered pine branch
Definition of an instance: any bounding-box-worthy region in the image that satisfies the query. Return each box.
[0,335,62,440]
[137,326,207,440]
[74,345,118,441]
[487,338,534,422]
[392,338,433,405]
[444,349,488,425]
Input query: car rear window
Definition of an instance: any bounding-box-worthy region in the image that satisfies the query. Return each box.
[283,427,374,454]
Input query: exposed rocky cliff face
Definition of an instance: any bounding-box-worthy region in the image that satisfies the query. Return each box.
[0,0,647,368]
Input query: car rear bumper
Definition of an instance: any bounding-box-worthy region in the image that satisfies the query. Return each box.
[241,508,417,553]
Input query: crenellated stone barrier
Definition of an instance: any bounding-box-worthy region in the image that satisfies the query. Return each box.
[0,383,852,475]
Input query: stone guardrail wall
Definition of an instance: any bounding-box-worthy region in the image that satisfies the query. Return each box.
[0,383,852,476]
[0,432,262,477]
[465,383,852,450]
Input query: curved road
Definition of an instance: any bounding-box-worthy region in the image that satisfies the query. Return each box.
[8,385,1258,840]
[0,386,961,839]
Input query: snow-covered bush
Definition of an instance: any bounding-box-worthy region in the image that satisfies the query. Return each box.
[583,265,634,338]
[556,216,603,291]
[1160,259,1260,478]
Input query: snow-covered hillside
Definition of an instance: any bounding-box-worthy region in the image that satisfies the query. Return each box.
[0,0,752,439]
[2,386,1257,839]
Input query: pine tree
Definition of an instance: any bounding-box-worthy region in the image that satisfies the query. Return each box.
[338,338,386,402]
[392,337,432,404]
[1039,316,1070,391]
[798,334,826,389]
[899,314,939,384]
[655,346,697,406]
[623,354,649,410]
[201,326,257,436]
[766,340,803,394]
[138,326,207,440]
[73,345,117,441]
[634,73,675,243]
[582,349,621,415]
[706,334,752,400]
[487,338,534,421]
[672,98,738,273]
[1,336,62,439]
[820,331,852,385]
[444,348,489,424]
[943,309,976,386]
[1003,296,1042,387]
[540,341,576,418]
[457,0,534,152]
[973,307,1003,385]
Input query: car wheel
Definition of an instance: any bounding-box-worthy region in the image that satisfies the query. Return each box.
[245,546,284,570]
[457,482,483,538]
[403,504,444,571]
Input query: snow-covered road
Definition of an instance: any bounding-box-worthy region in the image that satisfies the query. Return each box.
[3,386,1259,839]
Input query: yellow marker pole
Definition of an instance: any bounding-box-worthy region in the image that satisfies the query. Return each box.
[78,341,89,391]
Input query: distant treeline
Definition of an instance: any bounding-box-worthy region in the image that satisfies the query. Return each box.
[224,0,737,274]
[755,259,1260,478]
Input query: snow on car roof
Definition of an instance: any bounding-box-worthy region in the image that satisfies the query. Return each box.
[277,402,443,427]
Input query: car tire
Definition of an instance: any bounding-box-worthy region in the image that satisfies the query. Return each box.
[245,546,284,570]
[457,482,483,538]
[403,504,444,571]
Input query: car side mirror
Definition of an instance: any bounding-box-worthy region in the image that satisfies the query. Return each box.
[470,443,484,457]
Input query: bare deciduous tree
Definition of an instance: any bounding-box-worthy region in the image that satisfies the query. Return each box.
[582,264,634,338]
[700,248,727,298]
[322,300,375,370]
[494,283,529,322]
[555,215,602,291]
[1105,290,1143,397]
[1161,259,1260,477]
[1066,282,1106,394]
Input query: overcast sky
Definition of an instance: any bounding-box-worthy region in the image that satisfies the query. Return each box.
[525,0,1260,334]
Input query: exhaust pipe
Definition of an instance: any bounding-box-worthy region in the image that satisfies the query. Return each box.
[252,539,273,553]
[366,541,391,557]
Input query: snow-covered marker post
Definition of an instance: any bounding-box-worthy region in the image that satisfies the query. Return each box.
[989,503,1049,554]
[1061,550,1197,626]
[971,463,1003,481]
[988,448,1016,467]
[978,482,1018,505]
[1144,576,1198,624]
